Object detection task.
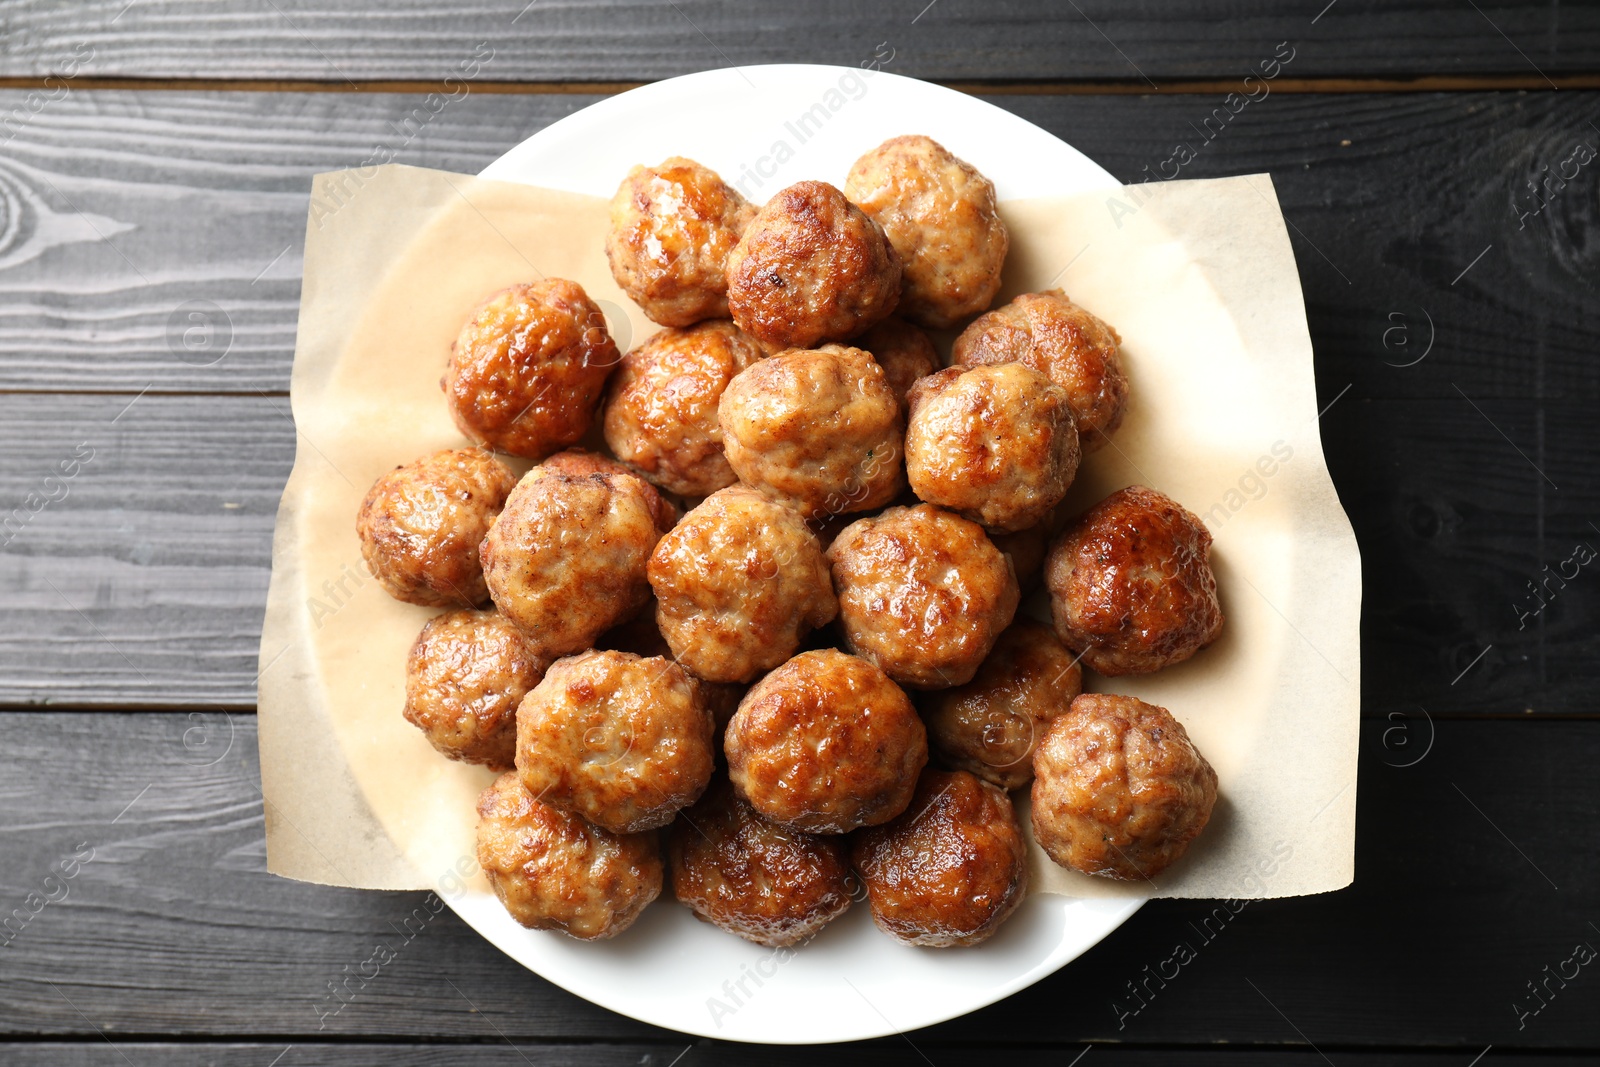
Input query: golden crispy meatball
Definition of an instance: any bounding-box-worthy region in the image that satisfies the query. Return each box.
[602,320,766,497]
[726,181,901,349]
[443,280,619,459]
[402,609,549,770]
[356,447,514,607]
[952,289,1128,452]
[476,772,661,940]
[481,468,666,658]
[725,649,926,834]
[920,619,1082,789]
[647,486,838,683]
[905,364,1081,533]
[1031,694,1218,881]
[853,316,941,408]
[850,769,1027,947]
[515,650,715,834]
[534,448,680,530]
[991,522,1050,593]
[844,135,1009,330]
[670,779,854,946]
[1045,485,1224,676]
[606,158,755,327]
[827,504,1019,689]
[718,344,905,519]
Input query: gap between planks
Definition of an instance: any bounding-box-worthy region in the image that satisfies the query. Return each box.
[0,73,1597,95]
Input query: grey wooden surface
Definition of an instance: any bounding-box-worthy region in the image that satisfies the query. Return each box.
[1,713,1595,1048]
[1,0,1597,82]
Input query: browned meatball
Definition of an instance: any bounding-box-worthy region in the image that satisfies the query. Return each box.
[1031,694,1218,881]
[850,769,1028,947]
[443,280,619,458]
[356,448,514,607]
[606,158,756,327]
[602,320,766,497]
[515,650,715,834]
[905,363,1080,533]
[648,486,838,683]
[719,344,905,519]
[670,779,854,946]
[991,522,1050,593]
[952,289,1128,451]
[481,467,667,658]
[726,181,901,349]
[402,609,549,770]
[1045,485,1224,676]
[476,772,661,940]
[535,448,679,530]
[920,619,1081,789]
[844,135,1009,330]
[725,649,926,834]
[853,316,940,408]
[827,504,1019,689]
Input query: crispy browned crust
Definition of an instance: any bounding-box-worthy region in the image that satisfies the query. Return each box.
[852,315,941,408]
[850,769,1028,947]
[724,649,926,834]
[726,180,901,349]
[951,288,1127,451]
[443,279,619,458]
[1044,485,1224,676]
[605,157,755,327]
[1030,694,1218,881]
[355,447,515,607]
[670,778,854,947]
[475,772,662,940]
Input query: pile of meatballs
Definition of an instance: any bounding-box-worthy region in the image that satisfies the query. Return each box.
[355,135,1225,949]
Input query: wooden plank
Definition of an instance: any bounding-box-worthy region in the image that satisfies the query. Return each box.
[0,713,1595,1047]
[0,1046,1594,1066]
[0,88,1594,400]
[2,391,1595,713]
[0,1,1595,81]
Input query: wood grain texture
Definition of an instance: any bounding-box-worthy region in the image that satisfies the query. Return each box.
[0,1,1595,81]
[1,1048,1594,1066]
[0,713,1594,1048]
[0,89,1595,400]
[2,390,1595,713]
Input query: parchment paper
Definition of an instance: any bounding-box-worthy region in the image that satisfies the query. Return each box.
[259,164,1360,900]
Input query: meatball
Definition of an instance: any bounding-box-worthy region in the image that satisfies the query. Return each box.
[1045,485,1224,675]
[443,280,619,458]
[850,769,1028,947]
[827,504,1019,689]
[481,467,667,658]
[606,157,755,327]
[355,447,514,607]
[719,344,905,519]
[1031,694,1218,881]
[476,772,661,940]
[920,619,1082,789]
[726,180,901,349]
[844,135,1009,329]
[853,316,940,408]
[534,448,679,530]
[991,522,1050,593]
[515,650,715,834]
[402,609,549,770]
[952,289,1128,451]
[670,779,854,946]
[905,363,1080,533]
[648,486,838,683]
[603,320,766,497]
[725,649,926,834]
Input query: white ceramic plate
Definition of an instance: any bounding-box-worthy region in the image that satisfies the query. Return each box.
[445,64,1143,1044]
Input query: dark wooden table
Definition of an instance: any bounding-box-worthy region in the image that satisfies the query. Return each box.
[3,2,1598,1063]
